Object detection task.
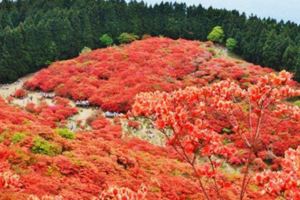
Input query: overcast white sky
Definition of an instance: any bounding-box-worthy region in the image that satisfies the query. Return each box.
[135,0,300,24]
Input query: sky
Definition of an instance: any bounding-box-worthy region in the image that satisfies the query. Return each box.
[136,0,300,24]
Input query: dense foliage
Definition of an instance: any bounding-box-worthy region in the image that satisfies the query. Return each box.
[0,0,300,83]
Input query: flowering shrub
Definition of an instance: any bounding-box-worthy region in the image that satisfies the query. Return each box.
[27,195,63,200]
[13,89,28,99]
[256,147,300,199]
[0,170,21,189]
[98,184,147,200]
[193,58,275,85]
[127,121,140,129]
[24,97,77,127]
[0,148,21,190]
[132,71,300,199]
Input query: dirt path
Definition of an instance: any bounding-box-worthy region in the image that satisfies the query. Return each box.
[0,74,34,99]
[0,74,98,131]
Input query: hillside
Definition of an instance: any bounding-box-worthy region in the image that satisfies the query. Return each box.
[0,37,299,200]
[24,37,274,112]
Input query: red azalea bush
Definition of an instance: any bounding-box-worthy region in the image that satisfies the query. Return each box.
[24,97,78,127]
[191,58,276,87]
[256,146,300,199]
[127,121,140,129]
[12,89,28,99]
[132,71,300,199]
[98,184,147,200]
[0,148,21,190]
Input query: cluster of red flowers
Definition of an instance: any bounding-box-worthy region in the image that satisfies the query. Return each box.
[256,147,300,199]
[192,58,274,84]
[27,195,63,200]
[127,120,140,129]
[0,149,21,190]
[98,184,147,200]
[12,89,28,99]
[24,97,78,127]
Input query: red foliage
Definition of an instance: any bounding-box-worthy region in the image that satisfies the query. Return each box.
[12,89,28,99]
[98,184,147,200]
[127,121,140,129]
[1,37,300,199]
[132,70,300,199]
[256,147,300,199]
[25,37,213,112]
[25,38,290,113]
[24,97,78,127]
[0,96,212,200]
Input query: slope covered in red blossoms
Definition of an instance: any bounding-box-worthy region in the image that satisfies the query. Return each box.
[0,96,215,200]
[24,37,211,112]
[24,37,275,113]
[1,37,300,200]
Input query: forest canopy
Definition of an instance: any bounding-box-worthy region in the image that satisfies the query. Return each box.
[0,0,300,83]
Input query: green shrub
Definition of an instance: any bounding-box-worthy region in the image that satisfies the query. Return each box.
[56,128,75,139]
[118,32,139,44]
[11,132,26,144]
[32,137,62,156]
[99,34,114,46]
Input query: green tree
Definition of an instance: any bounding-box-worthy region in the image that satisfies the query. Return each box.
[99,34,113,46]
[262,31,291,70]
[207,26,224,43]
[282,45,300,80]
[226,38,237,51]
